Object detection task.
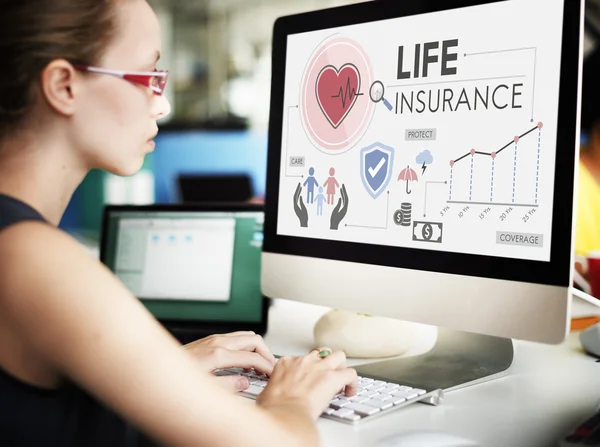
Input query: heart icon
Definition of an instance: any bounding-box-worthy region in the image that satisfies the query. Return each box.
[316,63,361,129]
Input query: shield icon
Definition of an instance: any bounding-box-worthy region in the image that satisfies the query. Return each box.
[360,142,395,199]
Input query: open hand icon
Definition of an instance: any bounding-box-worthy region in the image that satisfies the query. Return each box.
[330,184,348,230]
[293,183,308,228]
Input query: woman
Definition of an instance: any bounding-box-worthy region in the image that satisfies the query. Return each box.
[0,1,357,446]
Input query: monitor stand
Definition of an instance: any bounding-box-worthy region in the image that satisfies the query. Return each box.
[354,327,514,393]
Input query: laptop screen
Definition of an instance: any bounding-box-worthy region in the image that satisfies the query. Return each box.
[101,208,264,324]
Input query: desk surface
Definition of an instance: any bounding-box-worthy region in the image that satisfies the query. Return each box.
[263,298,600,447]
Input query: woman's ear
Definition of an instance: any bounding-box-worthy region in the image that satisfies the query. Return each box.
[40,60,78,117]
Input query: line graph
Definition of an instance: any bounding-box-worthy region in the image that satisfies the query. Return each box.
[448,122,543,207]
[451,125,539,164]
[330,76,363,108]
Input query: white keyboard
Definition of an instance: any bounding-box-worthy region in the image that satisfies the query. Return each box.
[215,367,444,424]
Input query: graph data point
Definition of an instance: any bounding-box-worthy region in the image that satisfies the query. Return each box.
[538,121,543,129]
[513,136,519,143]
[491,152,497,159]
[470,149,475,156]
[450,160,455,168]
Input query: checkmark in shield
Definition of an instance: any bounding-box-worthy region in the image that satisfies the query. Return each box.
[360,142,395,199]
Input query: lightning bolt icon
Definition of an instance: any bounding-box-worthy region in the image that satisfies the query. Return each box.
[421,162,427,175]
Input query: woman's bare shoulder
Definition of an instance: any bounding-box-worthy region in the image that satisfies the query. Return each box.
[0,220,95,292]
[0,220,115,335]
[0,219,77,251]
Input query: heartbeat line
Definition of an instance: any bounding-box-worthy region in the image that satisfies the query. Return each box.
[331,77,363,108]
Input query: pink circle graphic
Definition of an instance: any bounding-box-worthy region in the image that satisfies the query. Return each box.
[301,36,374,154]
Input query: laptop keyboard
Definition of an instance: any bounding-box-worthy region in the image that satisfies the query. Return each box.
[215,367,443,424]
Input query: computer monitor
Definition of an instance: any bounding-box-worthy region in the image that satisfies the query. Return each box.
[178,174,254,203]
[100,204,268,343]
[151,128,267,203]
[262,0,582,360]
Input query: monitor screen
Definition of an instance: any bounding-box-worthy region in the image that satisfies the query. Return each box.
[151,130,267,203]
[275,0,564,264]
[101,208,265,323]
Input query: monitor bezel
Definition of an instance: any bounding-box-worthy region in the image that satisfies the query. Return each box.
[263,0,581,287]
[100,203,269,335]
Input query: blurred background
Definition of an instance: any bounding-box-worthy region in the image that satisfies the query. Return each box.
[61,0,368,240]
[61,0,600,242]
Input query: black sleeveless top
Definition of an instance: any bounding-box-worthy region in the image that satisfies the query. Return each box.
[0,194,147,446]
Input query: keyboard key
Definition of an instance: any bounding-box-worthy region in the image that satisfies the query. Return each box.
[370,385,387,392]
[342,413,361,422]
[352,395,374,404]
[345,402,381,416]
[363,391,381,399]
[392,396,407,405]
[214,370,240,377]
[397,385,413,392]
[362,398,393,410]
[243,385,264,396]
[322,408,336,416]
[329,399,351,410]
[391,389,419,400]
[332,409,354,418]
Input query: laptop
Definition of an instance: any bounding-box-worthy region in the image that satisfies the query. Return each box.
[99,203,269,344]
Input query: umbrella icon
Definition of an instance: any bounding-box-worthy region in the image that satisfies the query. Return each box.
[398,165,418,194]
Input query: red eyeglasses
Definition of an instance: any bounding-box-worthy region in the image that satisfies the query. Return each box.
[73,65,169,96]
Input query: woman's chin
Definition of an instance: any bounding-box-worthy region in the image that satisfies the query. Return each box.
[104,157,146,177]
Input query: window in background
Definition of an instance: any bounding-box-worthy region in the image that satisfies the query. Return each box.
[148,0,368,129]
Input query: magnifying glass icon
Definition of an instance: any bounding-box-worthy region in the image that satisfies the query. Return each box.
[369,80,393,111]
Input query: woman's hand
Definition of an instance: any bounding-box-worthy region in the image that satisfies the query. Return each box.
[256,349,358,420]
[184,331,276,391]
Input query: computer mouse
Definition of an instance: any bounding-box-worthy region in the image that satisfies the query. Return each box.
[376,430,480,447]
[580,323,600,357]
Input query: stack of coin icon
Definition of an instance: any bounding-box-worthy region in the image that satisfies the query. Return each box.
[400,203,412,226]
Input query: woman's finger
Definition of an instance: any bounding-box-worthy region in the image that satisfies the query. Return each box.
[319,350,347,370]
[329,368,359,397]
[210,349,275,376]
[220,331,257,337]
[212,334,276,366]
[214,374,250,393]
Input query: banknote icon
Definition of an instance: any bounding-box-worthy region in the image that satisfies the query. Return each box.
[412,221,443,243]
